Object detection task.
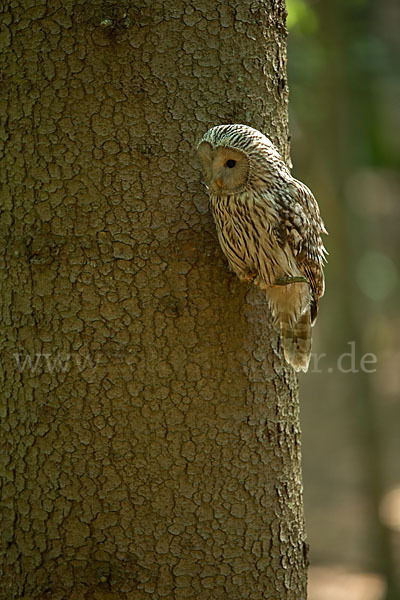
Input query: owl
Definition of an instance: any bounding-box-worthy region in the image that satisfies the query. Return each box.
[197,124,327,372]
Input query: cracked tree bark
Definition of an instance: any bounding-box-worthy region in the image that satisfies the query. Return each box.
[0,1,308,598]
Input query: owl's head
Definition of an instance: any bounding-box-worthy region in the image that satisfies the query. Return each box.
[197,124,286,195]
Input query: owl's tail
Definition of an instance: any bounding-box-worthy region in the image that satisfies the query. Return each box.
[280,309,312,373]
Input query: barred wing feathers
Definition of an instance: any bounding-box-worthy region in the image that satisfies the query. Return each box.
[284,178,327,323]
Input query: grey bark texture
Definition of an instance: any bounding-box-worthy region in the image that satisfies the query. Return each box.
[0,1,308,598]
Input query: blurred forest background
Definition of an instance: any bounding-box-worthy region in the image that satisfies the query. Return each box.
[286,0,400,598]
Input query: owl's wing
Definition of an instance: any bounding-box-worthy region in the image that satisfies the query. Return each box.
[281,178,327,321]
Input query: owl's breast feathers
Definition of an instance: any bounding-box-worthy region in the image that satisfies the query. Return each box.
[210,190,296,288]
[210,192,262,279]
[209,180,327,321]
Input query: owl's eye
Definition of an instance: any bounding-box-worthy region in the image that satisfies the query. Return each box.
[226,159,236,168]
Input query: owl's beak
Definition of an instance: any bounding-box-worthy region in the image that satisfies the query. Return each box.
[210,178,223,193]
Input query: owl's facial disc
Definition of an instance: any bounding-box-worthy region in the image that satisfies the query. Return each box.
[210,147,249,194]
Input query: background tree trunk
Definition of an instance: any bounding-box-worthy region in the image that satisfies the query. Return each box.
[0,1,307,598]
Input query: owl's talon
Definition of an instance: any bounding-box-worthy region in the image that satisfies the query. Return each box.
[253,276,268,289]
[239,275,256,284]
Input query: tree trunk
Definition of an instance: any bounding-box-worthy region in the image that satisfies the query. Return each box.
[0,1,307,598]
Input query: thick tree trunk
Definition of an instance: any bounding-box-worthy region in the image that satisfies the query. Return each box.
[0,1,307,598]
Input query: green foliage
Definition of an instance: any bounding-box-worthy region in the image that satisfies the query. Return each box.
[288,2,400,595]
[286,0,318,33]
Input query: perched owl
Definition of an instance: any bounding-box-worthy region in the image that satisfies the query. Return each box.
[197,124,327,372]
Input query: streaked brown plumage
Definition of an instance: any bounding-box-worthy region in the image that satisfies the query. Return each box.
[197,124,327,372]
